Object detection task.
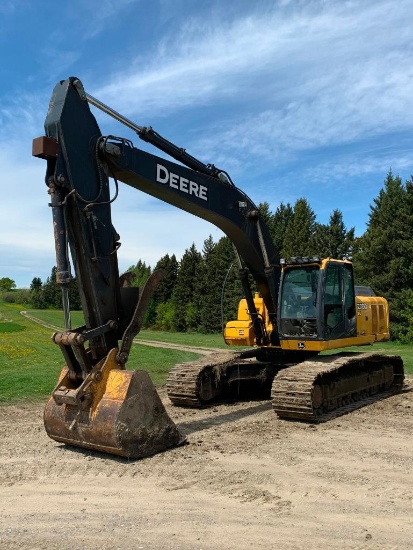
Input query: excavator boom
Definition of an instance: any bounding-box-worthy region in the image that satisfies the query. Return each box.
[33,77,282,457]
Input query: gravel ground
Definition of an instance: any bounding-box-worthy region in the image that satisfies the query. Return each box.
[1,377,413,550]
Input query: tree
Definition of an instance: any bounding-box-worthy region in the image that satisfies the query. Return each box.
[30,277,46,309]
[313,209,355,259]
[145,254,178,328]
[127,260,152,287]
[352,171,413,339]
[192,236,215,331]
[30,277,42,291]
[214,236,241,329]
[42,267,61,308]
[271,202,294,255]
[0,277,16,291]
[193,235,237,333]
[68,277,82,311]
[121,260,152,325]
[28,269,81,311]
[282,198,317,258]
[153,301,175,331]
[172,244,202,332]
[153,254,178,304]
[257,201,275,235]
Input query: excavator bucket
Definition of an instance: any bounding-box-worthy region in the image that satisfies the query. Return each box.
[44,349,184,458]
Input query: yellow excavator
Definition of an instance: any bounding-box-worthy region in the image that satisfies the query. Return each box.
[33,78,404,458]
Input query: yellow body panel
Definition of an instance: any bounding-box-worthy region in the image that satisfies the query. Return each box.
[224,320,256,346]
[355,296,389,342]
[224,294,267,346]
[279,335,373,352]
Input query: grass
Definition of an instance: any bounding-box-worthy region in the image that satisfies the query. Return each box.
[0,321,26,333]
[0,303,199,404]
[1,302,412,404]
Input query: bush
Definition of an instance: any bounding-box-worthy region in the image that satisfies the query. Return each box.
[2,289,31,305]
[153,302,175,331]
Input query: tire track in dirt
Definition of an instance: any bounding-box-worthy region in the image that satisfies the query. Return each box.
[20,310,228,355]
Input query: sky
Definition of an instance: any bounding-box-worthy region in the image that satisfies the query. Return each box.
[1,0,413,288]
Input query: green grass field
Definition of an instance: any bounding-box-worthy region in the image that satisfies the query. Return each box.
[0,303,200,403]
[1,302,412,404]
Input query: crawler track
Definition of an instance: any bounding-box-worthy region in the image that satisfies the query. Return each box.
[166,351,277,406]
[167,350,405,423]
[271,352,405,422]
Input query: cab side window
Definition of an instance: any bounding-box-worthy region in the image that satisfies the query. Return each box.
[324,264,344,332]
[343,265,355,319]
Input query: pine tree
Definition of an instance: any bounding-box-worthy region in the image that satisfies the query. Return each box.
[271,202,294,254]
[30,277,46,309]
[313,209,355,259]
[153,254,178,304]
[30,277,42,291]
[172,243,202,332]
[69,277,82,311]
[282,198,317,258]
[145,254,178,328]
[127,260,152,287]
[194,236,217,333]
[42,267,61,308]
[216,237,240,328]
[352,171,412,339]
[257,202,274,235]
[195,236,238,333]
[30,270,81,312]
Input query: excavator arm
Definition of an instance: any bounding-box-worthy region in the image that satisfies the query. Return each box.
[32,77,281,458]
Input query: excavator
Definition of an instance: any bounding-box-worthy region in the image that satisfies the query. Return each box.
[32,77,404,458]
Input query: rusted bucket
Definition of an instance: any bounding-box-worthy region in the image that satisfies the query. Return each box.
[44,349,184,458]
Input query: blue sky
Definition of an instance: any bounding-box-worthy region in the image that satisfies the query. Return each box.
[1,0,413,288]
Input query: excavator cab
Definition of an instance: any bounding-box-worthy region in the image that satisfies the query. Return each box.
[278,257,390,351]
[223,257,403,422]
[278,258,357,344]
[226,257,390,352]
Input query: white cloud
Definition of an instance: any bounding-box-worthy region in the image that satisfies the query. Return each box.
[0,143,223,288]
[0,145,54,285]
[92,0,413,164]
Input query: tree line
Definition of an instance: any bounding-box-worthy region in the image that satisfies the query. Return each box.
[25,170,413,341]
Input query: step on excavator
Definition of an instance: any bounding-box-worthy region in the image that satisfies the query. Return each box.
[33,77,404,458]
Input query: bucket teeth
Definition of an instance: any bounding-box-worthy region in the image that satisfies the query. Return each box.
[44,349,184,458]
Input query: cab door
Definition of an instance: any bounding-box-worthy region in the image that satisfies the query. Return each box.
[323,262,356,340]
